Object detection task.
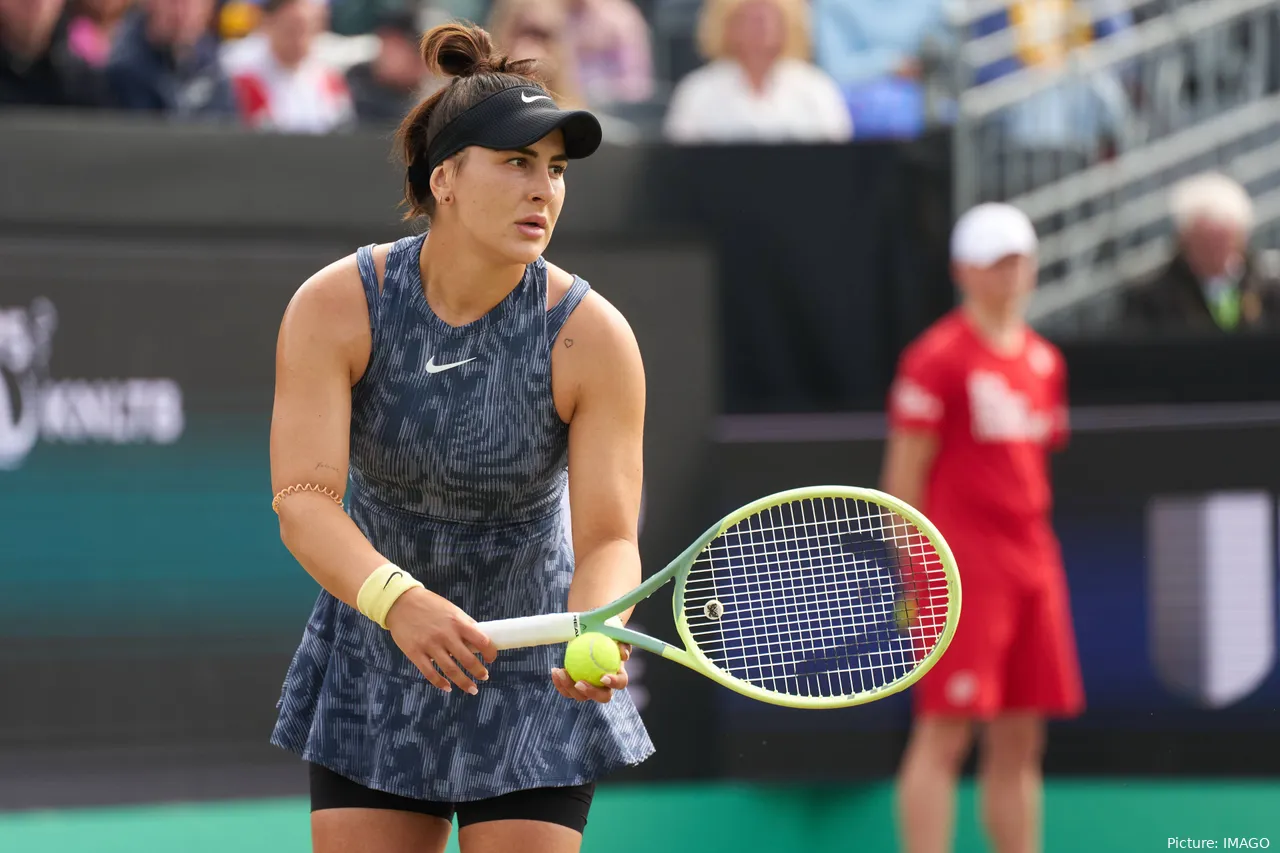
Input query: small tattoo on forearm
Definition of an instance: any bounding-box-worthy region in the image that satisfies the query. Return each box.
[563,338,574,348]
[315,462,340,474]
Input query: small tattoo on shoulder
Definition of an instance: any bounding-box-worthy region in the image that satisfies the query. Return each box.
[315,462,340,474]
[563,338,574,348]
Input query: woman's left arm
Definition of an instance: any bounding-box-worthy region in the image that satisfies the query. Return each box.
[548,290,646,703]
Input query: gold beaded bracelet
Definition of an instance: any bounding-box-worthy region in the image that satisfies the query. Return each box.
[272,482,344,514]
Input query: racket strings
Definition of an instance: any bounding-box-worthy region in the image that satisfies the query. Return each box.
[681,497,951,699]
[687,506,940,696]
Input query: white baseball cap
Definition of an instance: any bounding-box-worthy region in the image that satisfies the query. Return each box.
[950,203,1038,266]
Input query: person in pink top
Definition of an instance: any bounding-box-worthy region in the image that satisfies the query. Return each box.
[65,0,132,67]
[562,0,653,106]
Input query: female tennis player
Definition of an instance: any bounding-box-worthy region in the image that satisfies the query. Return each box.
[268,21,653,853]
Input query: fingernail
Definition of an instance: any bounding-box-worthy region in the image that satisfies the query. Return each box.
[601,676,612,686]
[467,686,478,696]
[481,673,489,681]
[576,681,589,692]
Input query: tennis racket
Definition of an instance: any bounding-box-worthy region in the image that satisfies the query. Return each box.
[477,486,961,709]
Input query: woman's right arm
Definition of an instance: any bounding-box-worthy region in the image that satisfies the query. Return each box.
[270,259,382,603]
[269,258,496,694]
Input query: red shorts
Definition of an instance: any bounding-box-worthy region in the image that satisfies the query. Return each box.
[913,517,1085,719]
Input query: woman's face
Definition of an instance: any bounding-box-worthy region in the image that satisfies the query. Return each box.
[266,0,325,70]
[81,0,133,21]
[0,0,65,50]
[444,131,569,267]
[376,29,424,90]
[144,0,215,48]
[725,0,785,66]
[510,31,553,63]
[506,10,560,63]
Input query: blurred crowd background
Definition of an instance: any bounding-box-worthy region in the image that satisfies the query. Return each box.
[5,0,1280,337]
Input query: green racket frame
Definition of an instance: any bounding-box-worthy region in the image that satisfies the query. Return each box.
[478,485,962,709]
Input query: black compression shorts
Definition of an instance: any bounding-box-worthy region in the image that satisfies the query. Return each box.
[308,762,596,833]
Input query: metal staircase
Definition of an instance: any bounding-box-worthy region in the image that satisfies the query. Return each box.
[946,0,1280,336]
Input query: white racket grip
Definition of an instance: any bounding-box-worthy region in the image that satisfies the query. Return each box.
[479,613,581,650]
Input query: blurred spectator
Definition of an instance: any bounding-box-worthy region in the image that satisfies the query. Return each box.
[488,0,585,107]
[972,0,1133,150]
[563,0,653,106]
[972,0,1130,85]
[327,0,471,38]
[106,0,238,117]
[1121,172,1280,335]
[488,0,645,142]
[663,0,852,144]
[223,0,353,134]
[0,0,111,106]
[345,9,426,124]
[66,0,133,67]
[813,0,943,88]
[811,0,946,139]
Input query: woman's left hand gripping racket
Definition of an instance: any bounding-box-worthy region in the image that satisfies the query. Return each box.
[477,486,961,708]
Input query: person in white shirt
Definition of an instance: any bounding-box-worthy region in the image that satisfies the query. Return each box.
[663,0,853,145]
[222,0,353,135]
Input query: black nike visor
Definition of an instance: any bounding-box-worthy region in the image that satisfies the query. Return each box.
[420,86,603,179]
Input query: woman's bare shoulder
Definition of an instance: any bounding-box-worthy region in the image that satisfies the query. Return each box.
[545,261,577,311]
[277,246,388,376]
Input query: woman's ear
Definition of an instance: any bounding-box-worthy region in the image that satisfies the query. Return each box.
[430,153,466,206]
[430,161,453,206]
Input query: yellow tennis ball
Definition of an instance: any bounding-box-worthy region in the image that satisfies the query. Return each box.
[894,592,919,631]
[564,632,622,687]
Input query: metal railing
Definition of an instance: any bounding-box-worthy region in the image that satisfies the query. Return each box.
[947,0,1280,334]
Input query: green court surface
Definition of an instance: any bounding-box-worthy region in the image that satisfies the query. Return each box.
[1,780,1276,852]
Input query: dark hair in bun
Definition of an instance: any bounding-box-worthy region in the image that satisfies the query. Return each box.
[395,23,553,221]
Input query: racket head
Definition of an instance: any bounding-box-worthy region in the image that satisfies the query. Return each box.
[669,486,960,709]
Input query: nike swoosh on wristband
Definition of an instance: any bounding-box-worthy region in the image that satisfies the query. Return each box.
[425,356,477,374]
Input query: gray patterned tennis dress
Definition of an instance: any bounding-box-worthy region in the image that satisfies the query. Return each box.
[270,233,655,801]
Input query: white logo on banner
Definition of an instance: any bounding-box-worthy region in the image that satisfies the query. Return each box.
[1147,491,1276,708]
[0,298,185,470]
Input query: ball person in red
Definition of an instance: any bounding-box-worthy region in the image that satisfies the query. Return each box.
[882,203,1084,853]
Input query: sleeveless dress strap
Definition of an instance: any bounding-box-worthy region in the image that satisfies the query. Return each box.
[381,235,421,291]
[546,276,592,344]
[354,244,384,335]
